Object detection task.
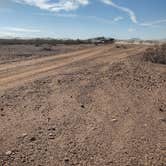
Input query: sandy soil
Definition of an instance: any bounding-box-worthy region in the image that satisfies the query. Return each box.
[0,44,93,64]
[0,44,166,166]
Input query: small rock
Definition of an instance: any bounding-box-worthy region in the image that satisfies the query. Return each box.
[38,130,43,134]
[81,105,85,108]
[160,118,166,123]
[22,133,27,137]
[125,107,130,112]
[111,118,117,122]
[30,136,36,142]
[144,124,148,127]
[64,158,69,163]
[48,127,56,131]
[159,105,166,112]
[48,133,55,139]
[49,133,53,136]
[1,113,5,117]
[106,161,113,164]
[6,151,12,155]
[140,136,145,140]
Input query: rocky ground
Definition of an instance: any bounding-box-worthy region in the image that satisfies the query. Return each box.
[0,44,92,64]
[0,44,165,166]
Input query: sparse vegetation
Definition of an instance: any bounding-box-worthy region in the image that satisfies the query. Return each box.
[41,44,52,51]
[143,44,166,64]
[0,37,115,46]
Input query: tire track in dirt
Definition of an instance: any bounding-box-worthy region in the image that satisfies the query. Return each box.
[0,45,111,90]
[78,46,146,64]
[0,46,100,72]
[0,49,100,78]
[0,45,145,90]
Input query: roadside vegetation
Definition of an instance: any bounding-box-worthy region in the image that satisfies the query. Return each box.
[143,44,166,64]
[0,37,115,45]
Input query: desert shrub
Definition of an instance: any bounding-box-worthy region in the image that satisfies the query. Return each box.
[41,44,52,51]
[143,44,166,64]
[116,45,121,48]
[0,37,114,45]
[116,45,126,49]
[122,45,127,49]
[17,53,32,57]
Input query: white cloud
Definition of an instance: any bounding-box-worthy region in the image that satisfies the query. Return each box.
[0,27,42,38]
[100,0,166,27]
[36,13,116,24]
[2,27,41,33]
[12,0,166,28]
[13,0,89,12]
[140,19,166,26]
[36,12,78,18]
[128,28,136,32]
[113,16,123,22]
[101,0,137,23]
[0,31,17,37]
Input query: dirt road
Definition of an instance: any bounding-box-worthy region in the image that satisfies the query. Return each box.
[0,45,143,90]
[0,44,166,166]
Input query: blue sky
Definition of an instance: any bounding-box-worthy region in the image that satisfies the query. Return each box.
[0,0,166,39]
